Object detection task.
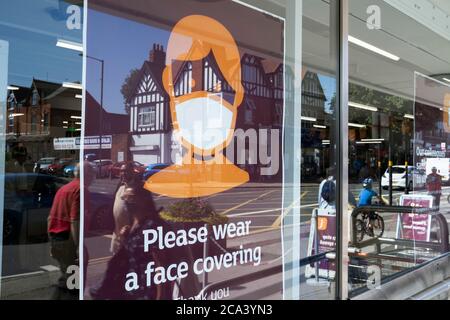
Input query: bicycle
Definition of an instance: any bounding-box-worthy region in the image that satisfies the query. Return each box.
[355,211,385,242]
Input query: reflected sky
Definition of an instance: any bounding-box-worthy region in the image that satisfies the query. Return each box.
[0,0,82,88]
[87,9,169,114]
[87,9,337,115]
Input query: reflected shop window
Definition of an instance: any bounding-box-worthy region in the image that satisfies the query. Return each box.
[0,1,83,299]
[348,0,450,298]
[82,0,339,301]
[83,0,288,301]
[2,0,450,302]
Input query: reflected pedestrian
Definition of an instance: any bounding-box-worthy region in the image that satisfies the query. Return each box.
[318,166,357,209]
[89,185,170,300]
[47,161,95,299]
[426,166,442,210]
[110,162,141,254]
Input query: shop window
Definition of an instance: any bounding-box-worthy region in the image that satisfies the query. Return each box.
[347,0,450,299]
[138,105,156,127]
[31,88,39,106]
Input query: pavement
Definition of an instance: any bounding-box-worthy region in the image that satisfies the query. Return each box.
[2,177,450,300]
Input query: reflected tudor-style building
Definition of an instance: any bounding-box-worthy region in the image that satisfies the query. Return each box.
[6,79,82,164]
[127,43,327,181]
[301,71,327,179]
[127,44,171,165]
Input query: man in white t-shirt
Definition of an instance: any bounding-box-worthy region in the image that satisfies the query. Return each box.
[110,162,140,253]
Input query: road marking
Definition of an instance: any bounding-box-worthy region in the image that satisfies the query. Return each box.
[212,201,282,206]
[299,203,319,208]
[88,256,112,265]
[270,192,308,228]
[40,265,59,272]
[220,190,278,215]
[230,215,281,219]
[228,208,281,217]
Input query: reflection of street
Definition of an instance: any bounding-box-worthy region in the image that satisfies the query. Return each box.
[84,179,417,300]
[4,177,449,299]
[87,179,414,233]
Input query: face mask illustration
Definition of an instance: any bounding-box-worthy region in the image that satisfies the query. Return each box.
[143,15,249,198]
[175,93,234,151]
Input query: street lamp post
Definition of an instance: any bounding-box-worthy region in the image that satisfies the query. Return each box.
[85,55,104,175]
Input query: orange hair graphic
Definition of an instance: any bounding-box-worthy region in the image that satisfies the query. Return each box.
[144,15,250,198]
[162,15,244,106]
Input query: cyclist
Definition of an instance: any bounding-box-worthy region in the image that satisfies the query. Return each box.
[357,178,385,207]
[357,178,385,237]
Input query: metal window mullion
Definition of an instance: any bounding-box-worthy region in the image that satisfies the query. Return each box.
[336,0,349,300]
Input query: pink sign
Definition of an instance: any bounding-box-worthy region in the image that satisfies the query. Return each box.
[315,214,336,271]
[397,195,433,241]
[306,209,336,279]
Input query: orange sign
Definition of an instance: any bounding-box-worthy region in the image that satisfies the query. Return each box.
[317,217,328,231]
[144,15,249,198]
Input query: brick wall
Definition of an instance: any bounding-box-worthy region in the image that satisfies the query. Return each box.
[111,133,130,162]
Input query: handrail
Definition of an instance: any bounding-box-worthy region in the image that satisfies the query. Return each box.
[195,205,449,300]
[351,205,438,217]
[350,205,449,253]
[350,252,450,299]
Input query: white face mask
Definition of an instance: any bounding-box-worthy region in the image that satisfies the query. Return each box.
[175,95,234,151]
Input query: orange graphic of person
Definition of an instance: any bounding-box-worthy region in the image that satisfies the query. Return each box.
[144,15,249,198]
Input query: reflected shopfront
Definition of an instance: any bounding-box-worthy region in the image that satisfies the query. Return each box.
[0,0,83,299]
[347,0,450,299]
[1,0,450,301]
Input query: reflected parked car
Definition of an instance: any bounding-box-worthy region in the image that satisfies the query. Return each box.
[108,161,146,179]
[88,191,115,233]
[94,159,113,178]
[63,162,77,177]
[85,153,97,162]
[3,173,69,244]
[33,157,59,174]
[143,163,171,180]
[48,158,74,176]
[381,165,426,190]
[63,161,96,178]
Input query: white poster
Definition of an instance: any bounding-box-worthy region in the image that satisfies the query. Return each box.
[53,137,80,150]
[0,39,9,296]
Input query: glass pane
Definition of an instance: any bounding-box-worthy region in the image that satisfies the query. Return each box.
[349,0,450,298]
[0,0,83,299]
[83,0,341,301]
[296,0,340,300]
[83,0,303,300]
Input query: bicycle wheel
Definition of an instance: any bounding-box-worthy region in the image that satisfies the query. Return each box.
[355,219,365,242]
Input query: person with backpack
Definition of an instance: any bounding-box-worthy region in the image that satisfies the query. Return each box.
[319,177,336,209]
[357,178,384,207]
[318,166,357,209]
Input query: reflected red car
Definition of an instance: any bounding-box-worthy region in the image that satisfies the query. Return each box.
[108,161,146,179]
[47,158,74,176]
